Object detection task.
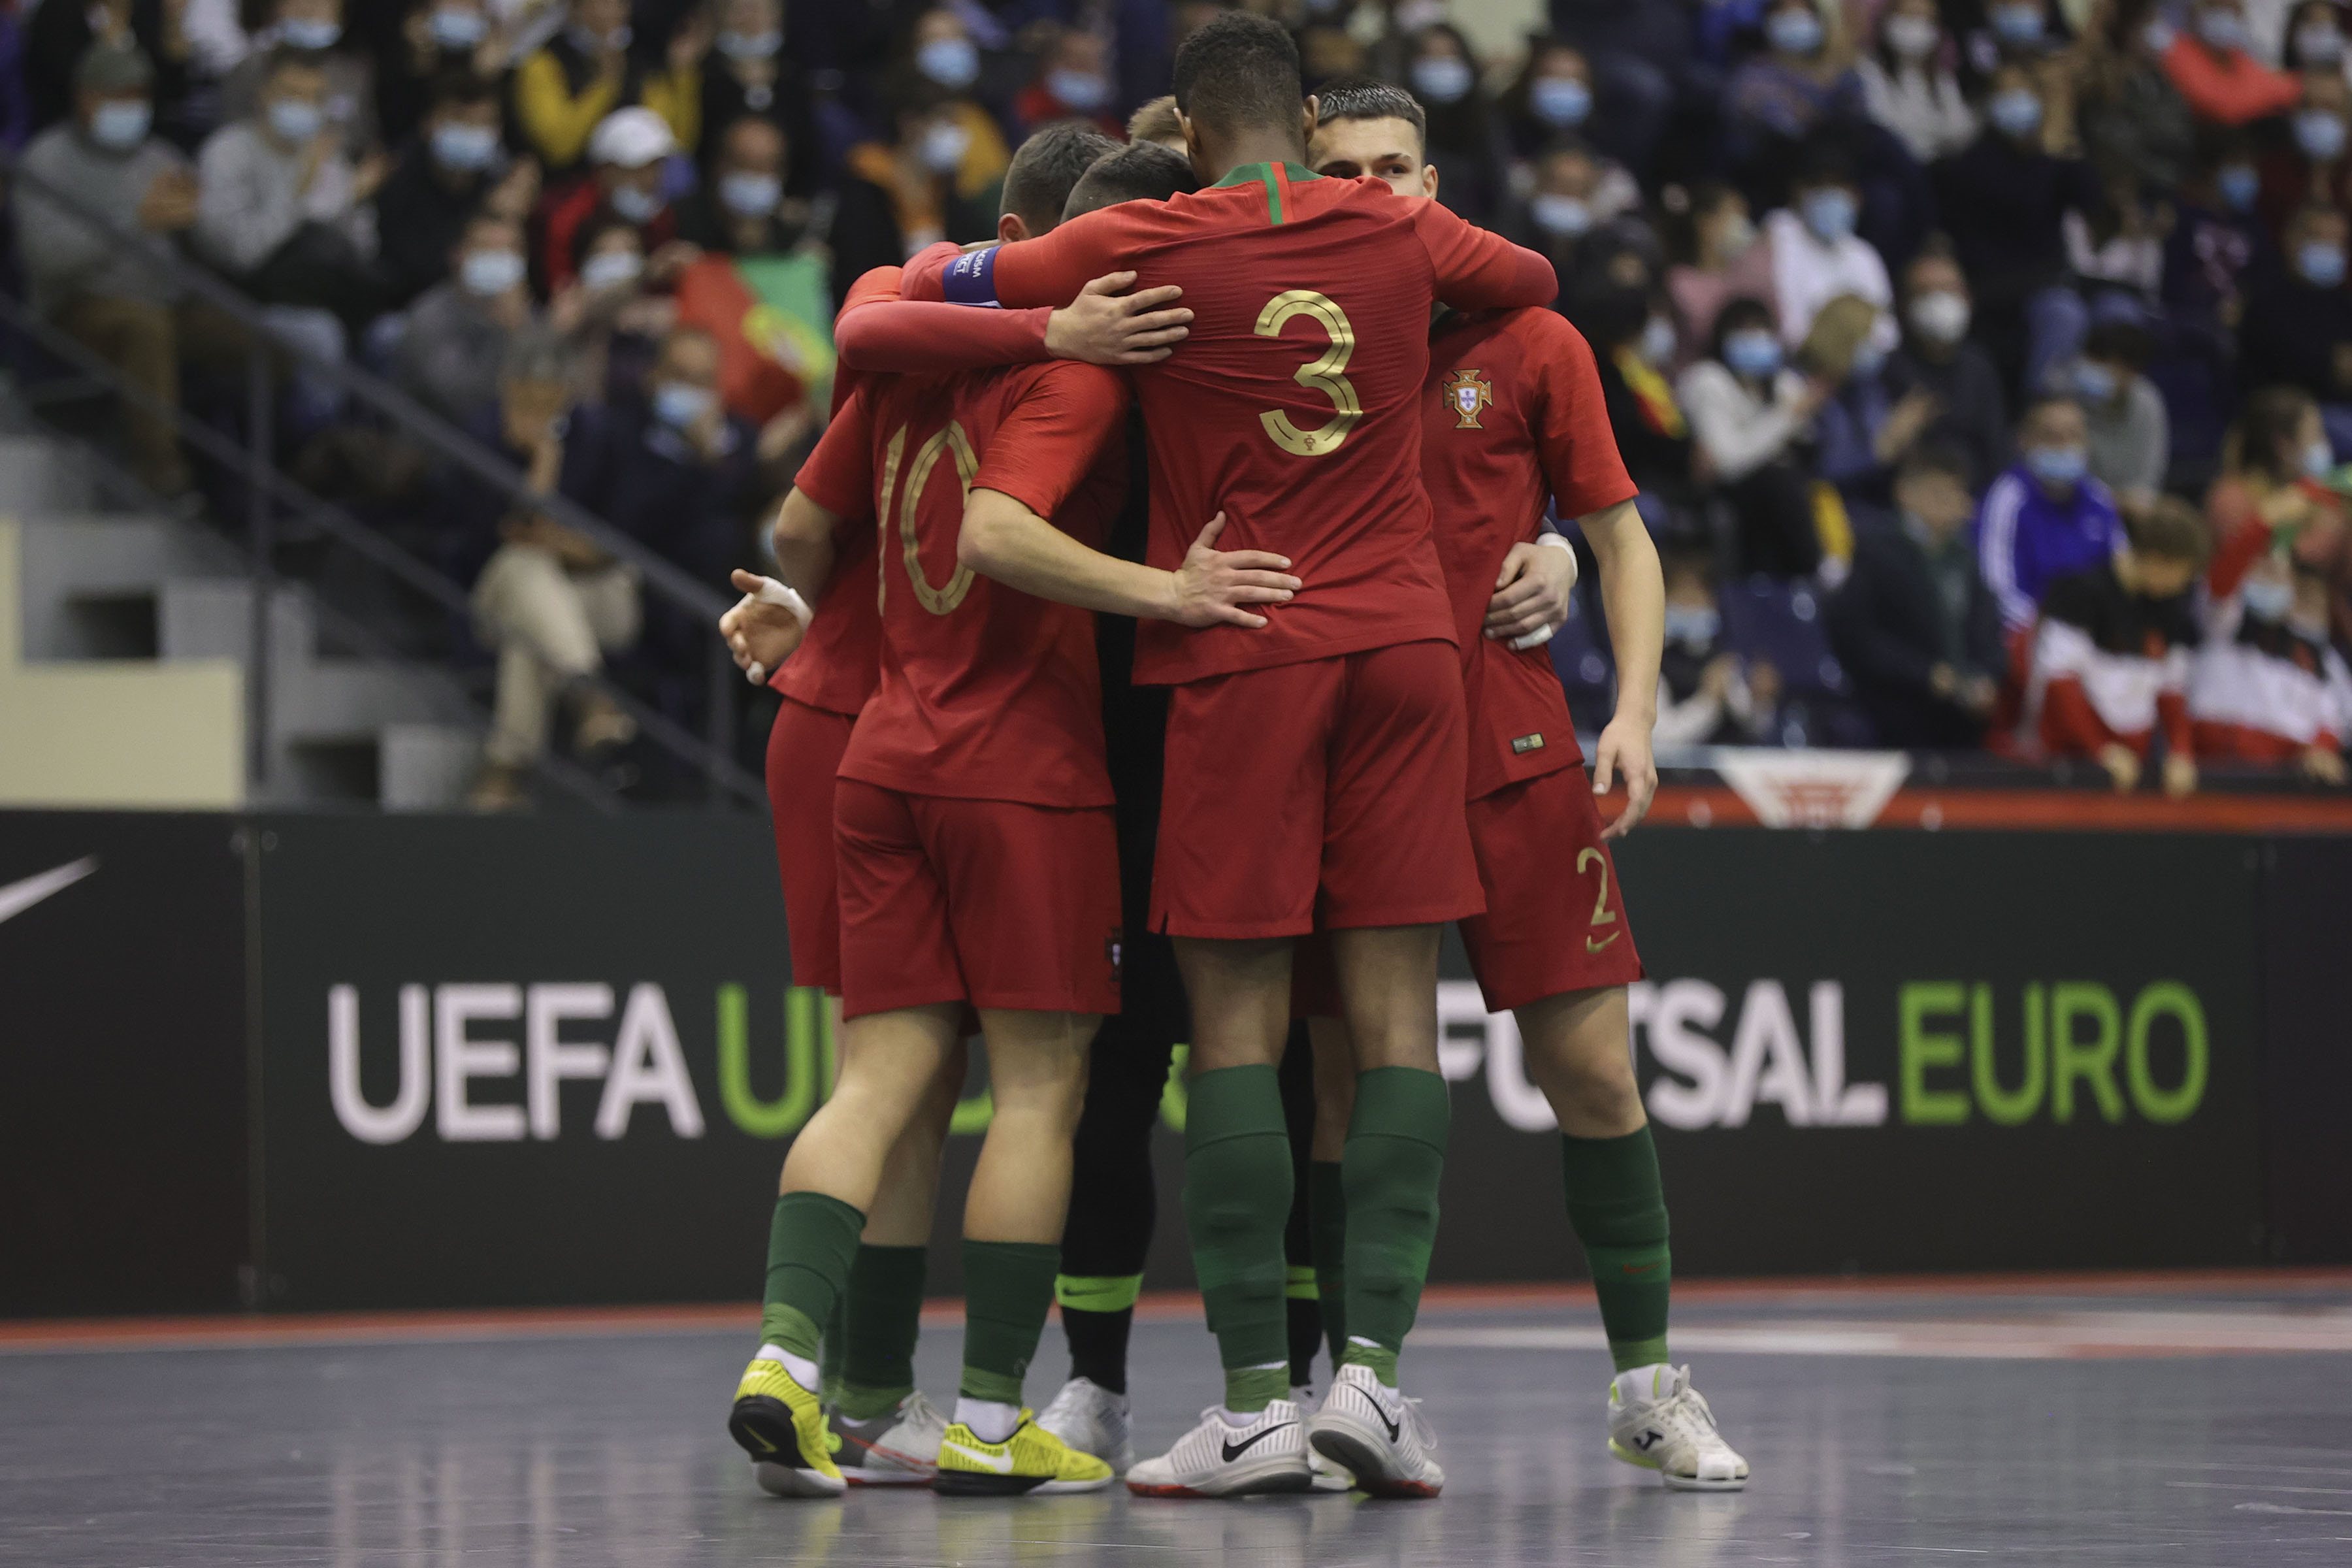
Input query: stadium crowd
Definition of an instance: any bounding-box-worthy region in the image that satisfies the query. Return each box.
[5,0,2351,804]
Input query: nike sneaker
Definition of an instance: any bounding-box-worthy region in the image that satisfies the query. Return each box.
[1125,1400,1313,1498]
[933,1412,1116,1497]
[1306,1364,1443,1499]
[830,1390,947,1486]
[1291,1386,1352,1492]
[1608,1363,1749,1491]
[1036,1376,1135,1476]
[728,1354,846,1497]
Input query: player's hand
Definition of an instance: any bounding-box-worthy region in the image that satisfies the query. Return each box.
[1592,713,1657,840]
[2097,742,2140,793]
[1168,512,1299,629]
[1046,272,1192,366]
[1484,538,1576,642]
[2301,744,2349,785]
[2161,751,2198,799]
[721,568,808,683]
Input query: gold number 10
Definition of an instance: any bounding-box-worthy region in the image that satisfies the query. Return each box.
[1255,289,1362,457]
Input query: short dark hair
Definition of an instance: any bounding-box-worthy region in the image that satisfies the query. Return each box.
[1173,10,1302,139]
[2131,495,2212,567]
[1711,295,1776,358]
[1002,120,1122,233]
[265,44,329,81]
[430,69,500,114]
[1792,139,1857,190]
[1312,74,1426,153]
[2083,319,2151,372]
[1064,140,1198,219]
[1897,439,1974,491]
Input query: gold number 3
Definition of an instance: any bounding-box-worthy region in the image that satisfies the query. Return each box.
[1255,289,1362,457]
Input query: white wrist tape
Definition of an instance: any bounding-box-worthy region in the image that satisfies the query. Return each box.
[1510,623,1557,651]
[736,576,813,685]
[1514,533,1574,648]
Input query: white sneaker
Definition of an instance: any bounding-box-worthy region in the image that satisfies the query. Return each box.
[828,1389,947,1486]
[1306,1364,1443,1499]
[1608,1364,1749,1491]
[1291,1385,1352,1492]
[1036,1377,1134,1476]
[1125,1400,1313,1498]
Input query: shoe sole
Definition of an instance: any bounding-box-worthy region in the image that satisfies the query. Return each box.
[730,1397,846,1498]
[1125,1451,1315,1499]
[751,1460,848,1498]
[1609,1438,1748,1492]
[934,1471,1116,1497]
[1309,1418,1441,1500]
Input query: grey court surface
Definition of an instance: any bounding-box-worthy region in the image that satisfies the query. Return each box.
[5,1281,2351,1567]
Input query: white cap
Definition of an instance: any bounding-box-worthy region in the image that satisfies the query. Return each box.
[589,106,676,169]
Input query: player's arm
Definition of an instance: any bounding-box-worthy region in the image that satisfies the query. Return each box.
[840,274,1190,371]
[720,391,874,682]
[1576,498,1664,838]
[1410,200,1558,310]
[910,204,1149,309]
[961,500,1299,627]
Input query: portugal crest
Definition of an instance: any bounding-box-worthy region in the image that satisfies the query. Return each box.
[1443,368,1494,429]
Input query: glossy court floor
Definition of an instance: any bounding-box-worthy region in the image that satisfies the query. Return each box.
[5,1276,2351,1567]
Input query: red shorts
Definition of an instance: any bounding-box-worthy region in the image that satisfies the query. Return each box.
[1151,641,1484,939]
[834,778,1122,1021]
[766,697,857,994]
[1290,768,1642,1018]
[1457,768,1644,1012]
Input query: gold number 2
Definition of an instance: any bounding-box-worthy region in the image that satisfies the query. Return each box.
[1254,289,1362,457]
[1576,847,1618,928]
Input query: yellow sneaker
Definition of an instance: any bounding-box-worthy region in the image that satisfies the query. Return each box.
[728,1355,847,1497]
[934,1412,1116,1496]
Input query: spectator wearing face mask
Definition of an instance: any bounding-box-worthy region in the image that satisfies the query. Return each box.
[2283,0,2352,78]
[1015,25,1122,137]
[514,0,704,178]
[2061,319,2169,514]
[1726,0,1865,180]
[379,0,506,150]
[2024,497,2208,795]
[1886,245,2010,494]
[221,0,378,159]
[1665,182,1777,370]
[1831,441,2005,749]
[1972,0,2065,75]
[556,216,675,404]
[1402,25,1509,224]
[1504,140,1652,306]
[1680,295,1832,576]
[1500,38,1598,161]
[394,211,540,425]
[1808,293,1940,504]
[2191,543,2352,781]
[675,116,806,255]
[1975,395,2126,634]
[2202,386,2351,636]
[2074,0,2197,192]
[1584,285,1700,512]
[1765,148,1897,361]
[18,43,210,497]
[833,76,1009,286]
[374,72,536,307]
[2163,0,2303,125]
[1857,0,1976,164]
[2162,135,2267,352]
[1934,62,2101,393]
[538,106,687,292]
[25,0,193,136]
[2238,206,2352,431]
[698,0,813,195]
[2257,71,2352,242]
[1651,540,1784,747]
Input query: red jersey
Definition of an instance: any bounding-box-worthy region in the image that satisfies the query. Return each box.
[908,162,1557,685]
[792,359,1131,807]
[1423,308,1637,798]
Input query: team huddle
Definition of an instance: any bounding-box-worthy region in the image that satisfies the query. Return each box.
[715,12,1747,1503]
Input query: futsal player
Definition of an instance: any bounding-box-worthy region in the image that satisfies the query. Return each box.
[1305,78,1748,1490]
[904,13,1560,1497]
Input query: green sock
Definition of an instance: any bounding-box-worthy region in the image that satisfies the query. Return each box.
[1339,1068,1448,1388]
[837,1244,927,1420]
[1309,1160,1347,1371]
[820,1292,846,1403]
[1183,1064,1294,1413]
[958,1239,1060,1405]
[1561,1126,1672,1372]
[759,1192,866,1362]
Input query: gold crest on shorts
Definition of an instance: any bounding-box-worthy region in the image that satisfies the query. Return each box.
[1443,368,1494,429]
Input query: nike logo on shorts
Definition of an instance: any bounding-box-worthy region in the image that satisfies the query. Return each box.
[1586,931,1622,954]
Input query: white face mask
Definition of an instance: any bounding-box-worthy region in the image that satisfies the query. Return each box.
[1884,13,1939,59]
[1639,315,1676,367]
[460,248,525,297]
[267,97,324,145]
[89,99,152,150]
[431,7,489,49]
[609,182,663,223]
[919,119,971,174]
[280,16,342,50]
[1531,193,1593,237]
[719,171,781,217]
[581,249,644,291]
[1908,288,1970,345]
[1411,56,1475,105]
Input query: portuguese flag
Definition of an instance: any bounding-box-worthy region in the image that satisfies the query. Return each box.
[673,251,837,427]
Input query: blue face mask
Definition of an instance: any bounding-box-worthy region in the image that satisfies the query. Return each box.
[1988,88,2043,139]
[2026,444,2087,487]
[2297,110,2347,161]
[653,380,717,431]
[1724,329,1784,378]
[431,7,488,48]
[717,29,783,60]
[719,171,781,217]
[1991,2,2045,45]
[2300,241,2347,287]
[2196,8,2248,52]
[1800,186,1858,242]
[281,17,342,50]
[1640,315,1676,367]
[1531,193,1593,237]
[267,97,323,144]
[2240,576,2295,620]
[89,99,151,150]
[1046,69,1111,112]
[609,182,663,223]
[1665,606,1722,645]
[2217,163,2260,212]
[1766,7,1825,54]
[2306,438,2337,478]
[916,36,979,90]
[2071,361,2117,403]
[1411,56,1475,105]
[460,248,525,297]
[1530,76,1592,127]
[1849,336,1886,380]
[432,122,499,171]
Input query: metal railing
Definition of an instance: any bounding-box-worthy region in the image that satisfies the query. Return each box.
[2,151,765,810]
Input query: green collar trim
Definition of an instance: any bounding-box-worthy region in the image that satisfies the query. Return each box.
[1212,160,1320,224]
